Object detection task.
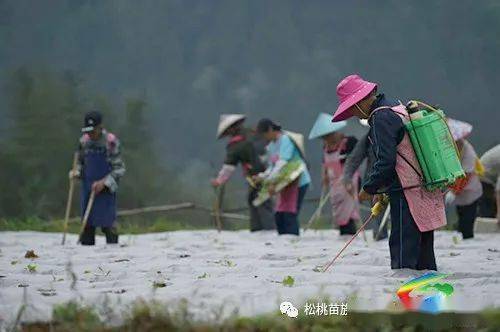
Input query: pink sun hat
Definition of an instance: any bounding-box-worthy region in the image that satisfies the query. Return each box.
[332,74,377,122]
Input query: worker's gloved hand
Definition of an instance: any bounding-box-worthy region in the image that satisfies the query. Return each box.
[210,178,221,187]
[92,179,106,194]
[373,194,384,204]
[68,169,80,179]
[358,189,372,202]
[253,173,265,184]
[445,191,456,205]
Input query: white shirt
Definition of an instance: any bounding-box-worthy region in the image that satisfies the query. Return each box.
[455,140,483,206]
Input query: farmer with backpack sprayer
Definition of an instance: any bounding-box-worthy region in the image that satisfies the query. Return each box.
[330,74,459,271]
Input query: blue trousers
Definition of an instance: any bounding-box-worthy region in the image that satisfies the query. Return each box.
[389,192,437,270]
[275,185,308,236]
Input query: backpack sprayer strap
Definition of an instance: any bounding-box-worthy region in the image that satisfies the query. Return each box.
[370,105,425,180]
[369,101,460,195]
[369,104,427,194]
[396,151,423,180]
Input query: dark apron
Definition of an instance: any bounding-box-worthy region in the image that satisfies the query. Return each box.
[81,146,116,227]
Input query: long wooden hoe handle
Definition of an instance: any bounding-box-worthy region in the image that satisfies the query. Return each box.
[61,152,79,245]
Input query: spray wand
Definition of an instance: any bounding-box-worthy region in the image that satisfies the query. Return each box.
[322,195,389,272]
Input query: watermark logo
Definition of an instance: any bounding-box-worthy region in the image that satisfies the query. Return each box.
[397,272,454,313]
[280,301,299,318]
[304,302,348,316]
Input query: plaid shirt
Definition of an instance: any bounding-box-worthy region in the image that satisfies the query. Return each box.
[76,129,125,192]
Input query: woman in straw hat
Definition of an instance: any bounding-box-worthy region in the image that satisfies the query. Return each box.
[309,113,360,235]
[255,119,311,235]
[211,114,275,231]
[446,118,483,239]
[332,74,446,270]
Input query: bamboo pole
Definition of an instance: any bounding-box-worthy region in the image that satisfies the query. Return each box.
[323,196,389,272]
[212,186,224,232]
[77,190,96,244]
[117,202,194,217]
[210,211,249,221]
[65,202,195,223]
[61,152,79,245]
[303,187,331,232]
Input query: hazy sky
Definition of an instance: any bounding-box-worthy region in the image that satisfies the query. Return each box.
[1,0,499,193]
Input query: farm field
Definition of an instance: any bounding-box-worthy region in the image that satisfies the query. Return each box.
[1,229,500,330]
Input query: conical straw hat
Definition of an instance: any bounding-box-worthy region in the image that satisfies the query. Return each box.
[284,130,306,157]
[308,113,347,139]
[216,114,246,138]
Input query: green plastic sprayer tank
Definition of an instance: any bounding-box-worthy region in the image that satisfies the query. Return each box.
[405,105,465,191]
